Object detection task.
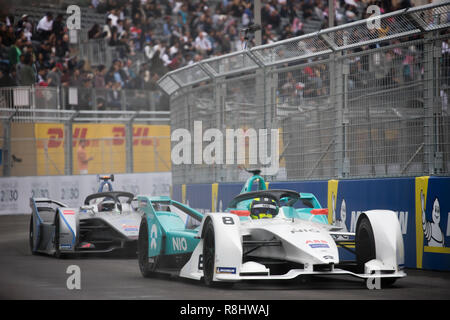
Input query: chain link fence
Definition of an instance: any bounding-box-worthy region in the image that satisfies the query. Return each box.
[159,2,450,185]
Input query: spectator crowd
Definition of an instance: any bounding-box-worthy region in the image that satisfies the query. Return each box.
[0,0,446,111]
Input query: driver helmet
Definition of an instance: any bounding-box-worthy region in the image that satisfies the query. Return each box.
[250,197,278,219]
[98,199,115,212]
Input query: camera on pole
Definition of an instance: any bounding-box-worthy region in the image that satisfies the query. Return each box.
[241,23,262,49]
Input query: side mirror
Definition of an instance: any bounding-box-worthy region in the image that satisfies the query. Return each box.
[80,205,95,216]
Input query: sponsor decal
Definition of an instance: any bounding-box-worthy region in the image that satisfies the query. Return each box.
[291,227,320,233]
[122,224,138,232]
[172,237,188,251]
[150,224,158,249]
[216,267,236,274]
[306,240,330,249]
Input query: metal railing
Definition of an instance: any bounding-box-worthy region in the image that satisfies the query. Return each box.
[0,86,169,115]
[158,2,450,184]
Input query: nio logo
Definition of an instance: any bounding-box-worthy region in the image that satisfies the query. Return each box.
[150,224,158,249]
[172,237,188,251]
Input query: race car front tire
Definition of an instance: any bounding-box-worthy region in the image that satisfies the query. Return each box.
[202,219,215,286]
[356,214,397,288]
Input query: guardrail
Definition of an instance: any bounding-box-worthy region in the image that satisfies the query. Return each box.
[0,86,169,116]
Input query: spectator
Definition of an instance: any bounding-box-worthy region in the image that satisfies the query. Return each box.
[15,14,29,30]
[69,68,83,87]
[2,25,16,47]
[47,63,62,87]
[8,38,21,67]
[52,14,65,41]
[102,18,113,40]
[94,65,107,88]
[78,78,93,110]
[88,24,104,39]
[55,35,69,59]
[194,31,212,55]
[0,67,16,87]
[19,53,35,86]
[37,67,48,85]
[107,81,122,109]
[110,59,126,87]
[36,12,54,41]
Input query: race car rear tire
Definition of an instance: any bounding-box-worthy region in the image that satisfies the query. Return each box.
[54,213,65,259]
[29,216,37,255]
[138,218,158,277]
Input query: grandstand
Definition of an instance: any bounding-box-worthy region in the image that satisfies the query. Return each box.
[0,0,447,179]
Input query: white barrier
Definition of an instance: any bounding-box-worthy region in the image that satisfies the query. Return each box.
[0,172,171,215]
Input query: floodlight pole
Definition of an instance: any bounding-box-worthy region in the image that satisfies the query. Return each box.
[254,0,262,46]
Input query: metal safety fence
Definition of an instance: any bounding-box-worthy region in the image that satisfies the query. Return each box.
[0,109,171,177]
[158,2,450,184]
[0,86,169,115]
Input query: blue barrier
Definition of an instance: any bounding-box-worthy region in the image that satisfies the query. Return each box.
[172,176,450,271]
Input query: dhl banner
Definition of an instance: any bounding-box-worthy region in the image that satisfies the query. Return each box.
[35,123,65,176]
[33,123,171,175]
[72,123,127,174]
[133,124,171,173]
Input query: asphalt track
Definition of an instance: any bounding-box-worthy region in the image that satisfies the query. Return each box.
[1,215,449,300]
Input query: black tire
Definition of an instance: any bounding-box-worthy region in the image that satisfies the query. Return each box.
[355,215,376,274]
[54,213,65,259]
[356,215,398,288]
[29,215,37,255]
[138,218,158,277]
[202,219,216,287]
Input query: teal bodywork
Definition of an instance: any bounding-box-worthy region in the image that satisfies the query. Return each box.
[241,173,267,193]
[138,195,203,258]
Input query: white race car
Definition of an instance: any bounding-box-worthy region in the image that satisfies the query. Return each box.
[174,189,406,288]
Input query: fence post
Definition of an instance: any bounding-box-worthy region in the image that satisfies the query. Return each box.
[2,119,12,177]
[125,113,137,173]
[331,52,344,178]
[64,112,77,175]
[214,77,225,182]
[423,32,439,174]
